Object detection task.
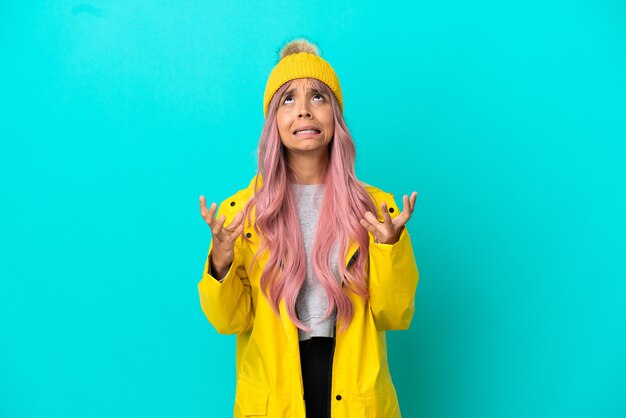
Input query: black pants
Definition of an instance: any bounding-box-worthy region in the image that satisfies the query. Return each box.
[299,337,335,418]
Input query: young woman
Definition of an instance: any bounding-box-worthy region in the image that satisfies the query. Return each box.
[198,38,419,418]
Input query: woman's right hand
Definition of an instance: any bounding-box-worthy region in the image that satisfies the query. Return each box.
[199,196,244,277]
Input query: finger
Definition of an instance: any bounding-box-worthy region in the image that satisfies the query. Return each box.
[212,214,226,236]
[403,194,412,216]
[199,196,209,212]
[409,192,417,212]
[207,201,217,219]
[393,201,411,229]
[206,205,218,227]
[199,196,209,216]
[363,211,382,228]
[403,193,417,216]
[393,212,410,229]
[359,218,379,236]
[202,206,218,228]
[393,196,412,227]
[380,201,393,226]
[201,200,217,225]
[224,211,244,232]
[228,222,245,242]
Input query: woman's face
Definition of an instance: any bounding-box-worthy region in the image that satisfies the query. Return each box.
[275,78,335,157]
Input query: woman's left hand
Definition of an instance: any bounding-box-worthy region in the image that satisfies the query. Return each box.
[360,192,418,245]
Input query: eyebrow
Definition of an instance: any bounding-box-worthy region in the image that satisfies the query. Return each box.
[281,87,324,98]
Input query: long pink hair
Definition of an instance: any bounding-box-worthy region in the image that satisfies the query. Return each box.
[244,78,377,333]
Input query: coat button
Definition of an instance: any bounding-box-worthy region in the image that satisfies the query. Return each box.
[388,207,395,213]
[336,395,342,401]
[246,232,252,238]
[230,201,236,206]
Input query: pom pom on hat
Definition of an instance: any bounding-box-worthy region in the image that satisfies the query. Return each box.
[263,37,343,117]
[279,38,320,59]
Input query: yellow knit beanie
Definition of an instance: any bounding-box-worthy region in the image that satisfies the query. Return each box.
[263,38,343,118]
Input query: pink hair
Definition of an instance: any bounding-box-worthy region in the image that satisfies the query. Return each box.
[244,78,377,334]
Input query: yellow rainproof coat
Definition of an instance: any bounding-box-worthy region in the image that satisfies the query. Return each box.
[198,177,419,417]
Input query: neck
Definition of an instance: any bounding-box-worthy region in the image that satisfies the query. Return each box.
[285,149,329,185]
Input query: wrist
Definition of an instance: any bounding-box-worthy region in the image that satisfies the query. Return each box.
[209,254,231,278]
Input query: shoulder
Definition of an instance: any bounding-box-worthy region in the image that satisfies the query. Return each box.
[360,181,396,205]
[360,181,402,220]
[217,177,257,217]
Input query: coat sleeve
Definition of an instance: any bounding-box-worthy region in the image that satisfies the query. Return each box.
[368,194,419,331]
[197,199,255,335]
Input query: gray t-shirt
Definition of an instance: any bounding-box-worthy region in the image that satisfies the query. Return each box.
[291,183,340,341]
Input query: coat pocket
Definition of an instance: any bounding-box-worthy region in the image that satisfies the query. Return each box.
[361,382,401,418]
[235,377,269,416]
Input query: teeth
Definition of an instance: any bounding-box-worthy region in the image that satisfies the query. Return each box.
[295,129,320,134]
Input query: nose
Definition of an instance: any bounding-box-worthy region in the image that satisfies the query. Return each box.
[297,102,312,118]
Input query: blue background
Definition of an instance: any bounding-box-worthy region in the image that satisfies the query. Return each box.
[1,1,625,417]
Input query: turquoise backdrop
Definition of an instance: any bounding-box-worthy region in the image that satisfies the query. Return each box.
[1,1,625,417]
